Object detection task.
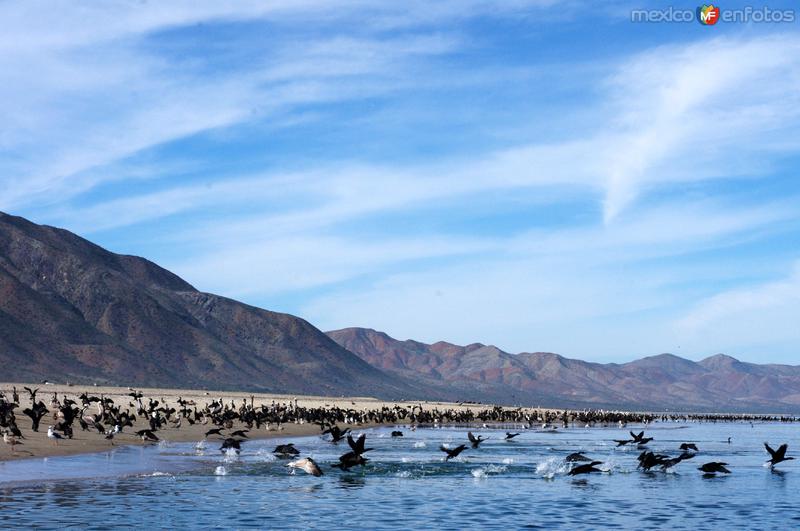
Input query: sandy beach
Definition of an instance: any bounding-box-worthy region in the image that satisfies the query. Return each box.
[0,382,528,462]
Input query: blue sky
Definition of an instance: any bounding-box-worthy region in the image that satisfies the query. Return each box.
[2,1,800,363]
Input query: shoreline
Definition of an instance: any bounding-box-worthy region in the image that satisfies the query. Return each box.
[0,382,523,463]
[3,382,797,463]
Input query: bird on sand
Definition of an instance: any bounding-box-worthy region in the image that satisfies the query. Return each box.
[568,461,603,476]
[47,426,64,446]
[764,443,794,468]
[288,457,323,477]
[3,431,22,452]
[698,462,731,474]
[440,444,467,461]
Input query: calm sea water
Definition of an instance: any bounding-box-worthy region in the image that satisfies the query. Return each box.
[1,422,799,529]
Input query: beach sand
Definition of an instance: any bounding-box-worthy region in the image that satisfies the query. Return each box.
[0,382,528,462]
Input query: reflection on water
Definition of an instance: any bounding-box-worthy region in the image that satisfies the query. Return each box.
[1,423,800,529]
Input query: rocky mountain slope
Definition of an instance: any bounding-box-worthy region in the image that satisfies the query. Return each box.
[0,212,416,398]
[327,327,800,412]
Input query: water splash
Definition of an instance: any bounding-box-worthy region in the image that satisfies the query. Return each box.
[214,466,227,476]
[536,457,570,479]
[413,441,427,448]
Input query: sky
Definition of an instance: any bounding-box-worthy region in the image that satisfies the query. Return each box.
[1,0,800,364]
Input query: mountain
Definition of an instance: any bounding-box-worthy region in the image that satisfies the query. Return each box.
[327,328,800,413]
[0,212,418,398]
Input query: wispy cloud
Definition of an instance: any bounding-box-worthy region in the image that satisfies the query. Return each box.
[2,2,800,362]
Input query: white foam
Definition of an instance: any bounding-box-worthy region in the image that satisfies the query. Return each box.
[502,458,514,465]
[413,441,427,448]
[214,466,227,476]
[535,457,570,479]
[395,471,412,478]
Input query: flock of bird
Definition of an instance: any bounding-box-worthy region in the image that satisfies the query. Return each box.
[0,385,796,481]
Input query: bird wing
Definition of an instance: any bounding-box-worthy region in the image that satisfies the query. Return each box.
[777,444,788,459]
[468,432,477,443]
[765,442,776,457]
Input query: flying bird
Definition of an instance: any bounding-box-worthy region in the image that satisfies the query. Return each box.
[288,457,323,477]
[699,462,731,474]
[765,443,794,468]
[468,432,485,449]
[568,461,603,476]
[440,444,467,461]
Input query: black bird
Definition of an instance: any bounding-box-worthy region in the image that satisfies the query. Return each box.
[23,387,39,403]
[333,451,368,470]
[660,451,695,471]
[566,452,592,462]
[680,443,699,452]
[630,431,653,445]
[391,431,403,437]
[699,462,731,474]
[273,443,300,457]
[440,444,467,461]
[204,428,224,438]
[22,403,49,432]
[765,442,794,468]
[347,434,373,455]
[333,434,373,470]
[468,432,485,448]
[613,439,632,447]
[220,438,242,453]
[505,432,520,440]
[136,429,159,442]
[568,461,603,476]
[323,425,350,443]
[230,429,250,439]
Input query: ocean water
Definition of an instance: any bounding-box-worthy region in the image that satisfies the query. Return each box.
[1,422,799,529]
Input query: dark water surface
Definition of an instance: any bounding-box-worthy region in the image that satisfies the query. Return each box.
[1,422,799,529]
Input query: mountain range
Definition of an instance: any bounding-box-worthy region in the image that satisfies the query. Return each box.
[1,211,799,413]
[327,327,800,412]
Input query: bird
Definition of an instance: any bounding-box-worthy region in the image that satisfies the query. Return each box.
[23,387,39,403]
[47,426,64,446]
[505,432,520,440]
[568,461,603,476]
[323,425,350,443]
[630,431,653,445]
[566,452,592,462]
[468,432,485,448]
[764,443,794,468]
[613,439,632,447]
[391,431,403,437]
[229,429,249,439]
[3,431,22,452]
[136,429,159,442]
[220,438,241,453]
[680,443,699,452]
[273,443,300,457]
[699,462,731,474]
[660,452,695,471]
[288,457,323,477]
[333,434,373,470]
[204,428,224,438]
[440,444,467,461]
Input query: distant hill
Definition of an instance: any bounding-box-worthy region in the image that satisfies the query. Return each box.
[327,327,800,413]
[0,212,417,398]
[3,211,799,412]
